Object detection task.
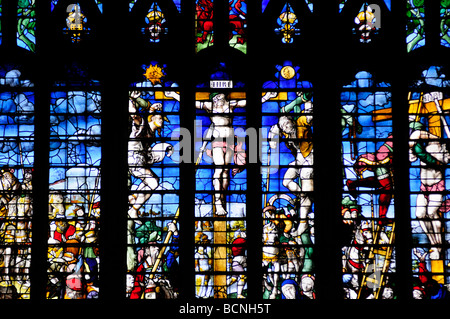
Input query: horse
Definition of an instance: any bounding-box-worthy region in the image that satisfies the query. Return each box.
[343,220,373,273]
[262,221,282,299]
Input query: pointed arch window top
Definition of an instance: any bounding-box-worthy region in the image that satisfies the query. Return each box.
[131,62,179,88]
[305,0,314,12]
[343,71,390,88]
[339,0,348,12]
[262,0,270,12]
[51,0,103,13]
[130,0,181,13]
[196,62,245,89]
[0,67,33,87]
[411,65,450,88]
[263,0,314,13]
[340,0,391,12]
[263,61,312,90]
[95,0,103,13]
[53,63,100,87]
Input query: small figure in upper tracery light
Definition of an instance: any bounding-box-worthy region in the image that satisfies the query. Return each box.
[142,3,167,43]
[275,3,300,44]
[64,4,90,43]
[354,4,379,43]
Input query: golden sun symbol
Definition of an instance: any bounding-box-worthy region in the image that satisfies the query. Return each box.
[144,64,165,85]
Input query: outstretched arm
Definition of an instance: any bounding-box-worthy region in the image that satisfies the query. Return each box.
[230,99,247,108]
[196,100,212,111]
[165,91,181,102]
[262,92,278,103]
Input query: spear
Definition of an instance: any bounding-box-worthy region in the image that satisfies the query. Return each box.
[149,207,180,280]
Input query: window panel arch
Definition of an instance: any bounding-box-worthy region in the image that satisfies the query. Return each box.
[261,61,316,300]
[194,62,248,299]
[49,0,103,45]
[126,62,181,299]
[0,0,449,310]
[47,67,102,300]
[408,65,450,299]
[0,64,34,299]
[340,70,396,299]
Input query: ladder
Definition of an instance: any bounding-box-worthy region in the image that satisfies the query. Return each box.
[357,221,395,299]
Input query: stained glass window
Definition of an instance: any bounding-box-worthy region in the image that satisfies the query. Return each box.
[0,1,3,46]
[94,0,103,13]
[261,61,315,300]
[173,0,181,12]
[0,66,34,299]
[129,1,179,44]
[47,76,102,300]
[341,71,395,299]
[341,0,391,12]
[262,0,270,12]
[142,3,167,43]
[51,0,103,44]
[130,0,181,13]
[407,0,425,52]
[340,0,349,12]
[304,0,313,13]
[196,0,214,53]
[1,0,450,309]
[263,0,313,13]
[353,3,379,43]
[130,0,137,11]
[441,0,450,47]
[194,63,247,299]
[275,3,300,44]
[52,1,102,13]
[17,0,36,52]
[408,66,450,299]
[126,62,181,299]
[63,3,90,43]
[229,0,247,54]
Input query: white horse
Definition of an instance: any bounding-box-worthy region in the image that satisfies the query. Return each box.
[283,222,306,274]
[343,220,373,272]
[342,220,373,298]
[262,194,309,298]
[262,221,281,299]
